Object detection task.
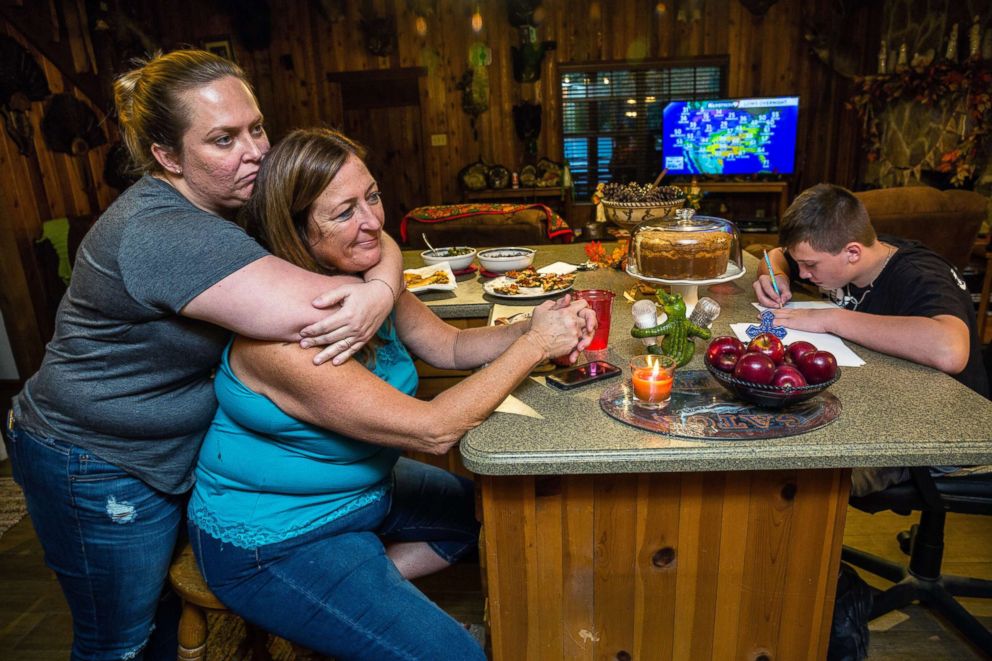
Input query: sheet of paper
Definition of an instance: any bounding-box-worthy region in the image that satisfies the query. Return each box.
[729,323,865,366]
[494,394,544,419]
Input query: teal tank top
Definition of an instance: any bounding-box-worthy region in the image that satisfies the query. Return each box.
[188,316,418,549]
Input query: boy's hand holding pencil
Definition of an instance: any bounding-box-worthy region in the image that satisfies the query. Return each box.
[753,249,792,308]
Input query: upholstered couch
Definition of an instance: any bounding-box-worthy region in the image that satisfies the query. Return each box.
[854,186,988,270]
[400,203,573,249]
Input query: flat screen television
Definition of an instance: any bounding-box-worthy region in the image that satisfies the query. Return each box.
[661,96,799,176]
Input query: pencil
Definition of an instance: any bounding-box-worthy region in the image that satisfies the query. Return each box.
[763,249,783,308]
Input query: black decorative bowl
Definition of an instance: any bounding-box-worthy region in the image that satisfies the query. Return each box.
[705,362,840,409]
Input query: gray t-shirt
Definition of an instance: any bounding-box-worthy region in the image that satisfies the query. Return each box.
[14,175,269,494]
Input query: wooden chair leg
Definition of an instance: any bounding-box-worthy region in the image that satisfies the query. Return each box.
[176,601,207,661]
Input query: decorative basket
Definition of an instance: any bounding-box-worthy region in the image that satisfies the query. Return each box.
[706,362,840,409]
[600,198,686,230]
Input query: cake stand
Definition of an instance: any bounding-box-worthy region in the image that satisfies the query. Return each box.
[625,262,746,312]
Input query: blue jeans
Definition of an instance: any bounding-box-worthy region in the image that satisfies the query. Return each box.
[3,414,182,661]
[190,457,484,661]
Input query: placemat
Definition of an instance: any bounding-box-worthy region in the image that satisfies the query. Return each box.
[599,370,841,439]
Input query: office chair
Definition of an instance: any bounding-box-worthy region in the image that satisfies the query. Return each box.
[841,467,992,653]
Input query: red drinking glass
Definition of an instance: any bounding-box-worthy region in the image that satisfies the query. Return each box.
[574,289,615,351]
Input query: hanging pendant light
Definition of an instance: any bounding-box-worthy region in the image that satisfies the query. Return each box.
[471,5,483,33]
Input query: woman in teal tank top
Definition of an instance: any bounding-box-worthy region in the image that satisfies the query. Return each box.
[188,128,597,660]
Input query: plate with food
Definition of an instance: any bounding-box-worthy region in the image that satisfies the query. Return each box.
[482,266,577,299]
[404,262,457,294]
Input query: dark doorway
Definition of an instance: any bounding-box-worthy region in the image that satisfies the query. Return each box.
[330,68,427,242]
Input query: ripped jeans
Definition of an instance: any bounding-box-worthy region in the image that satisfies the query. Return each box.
[3,416,181,661]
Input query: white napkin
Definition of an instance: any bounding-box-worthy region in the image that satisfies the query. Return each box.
[494,394,544,418]
[537,261,578,275]
[403,262,457,293]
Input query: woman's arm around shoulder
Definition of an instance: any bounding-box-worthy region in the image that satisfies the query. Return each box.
[182,233,404,365]
[231,294,589,455]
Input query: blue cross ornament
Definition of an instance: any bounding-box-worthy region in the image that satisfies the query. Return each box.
[745,310,787,340]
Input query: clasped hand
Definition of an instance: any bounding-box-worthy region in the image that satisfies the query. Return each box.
[527,294,598,364]
[299,277,395,365]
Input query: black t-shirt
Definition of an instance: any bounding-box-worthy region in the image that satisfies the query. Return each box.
[785,236,989,397]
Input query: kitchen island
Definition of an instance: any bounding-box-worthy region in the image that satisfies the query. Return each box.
[404,243,992,660]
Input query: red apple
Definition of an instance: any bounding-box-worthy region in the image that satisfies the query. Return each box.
[705,336,745,373]
[772,364,808,389]
[786,340,817,365]
[747,333,786,364]
[733,352,777,385]
[796,350,838,384]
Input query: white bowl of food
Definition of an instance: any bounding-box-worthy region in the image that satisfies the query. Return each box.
[421,246,476,271]
[477,247,536,274]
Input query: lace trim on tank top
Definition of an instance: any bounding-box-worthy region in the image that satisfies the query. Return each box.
[189,483,389,549]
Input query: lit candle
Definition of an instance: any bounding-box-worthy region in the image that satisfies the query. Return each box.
[632,368,672,403]
[629,354,677,409]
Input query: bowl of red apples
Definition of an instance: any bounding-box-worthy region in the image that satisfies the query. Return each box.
[704,333,840,408]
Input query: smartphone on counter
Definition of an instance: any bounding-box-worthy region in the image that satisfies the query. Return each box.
[546,360,621,391]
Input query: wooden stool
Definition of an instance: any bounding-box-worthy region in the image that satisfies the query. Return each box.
[168,543,272,661]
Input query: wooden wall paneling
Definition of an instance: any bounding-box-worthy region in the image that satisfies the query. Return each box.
[449,3,473,201]
[296,0,321,128]
[0,141,45,375]
[592,475,638,660]
[284,1,310,130]
[632,473,681,659]
[476,3,497,167]
[604,0,623,61]
[673,2,693,58]
[542,36,563,184]
[58,0,88,74]
[394,0,415,70]
[490,16,509,172]
[309,0,333,127]
[726,0,745,96]
[708,0,730,57]
[420,39,445,203]
[560,475,595,661]
[655,2,675,59]
[757,5,784,94]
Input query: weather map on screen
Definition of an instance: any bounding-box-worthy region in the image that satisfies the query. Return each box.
[662,97,799,176]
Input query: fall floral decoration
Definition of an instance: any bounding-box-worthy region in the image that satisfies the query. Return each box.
[849,59,992,187]
[585,240,629,270]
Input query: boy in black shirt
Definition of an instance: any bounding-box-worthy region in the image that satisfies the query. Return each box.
[754,183,989,495]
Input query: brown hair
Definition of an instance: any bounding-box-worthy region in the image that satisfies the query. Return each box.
[241,128,383,364]
[779,183,876,254]
[114,49,252,174]
[241,127,367,273]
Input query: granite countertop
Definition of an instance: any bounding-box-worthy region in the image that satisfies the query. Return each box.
[403,243,992,475]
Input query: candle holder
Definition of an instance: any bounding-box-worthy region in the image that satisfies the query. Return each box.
[629,354,677,409]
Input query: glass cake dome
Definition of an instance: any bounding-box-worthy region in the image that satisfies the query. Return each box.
[626,209,745,308]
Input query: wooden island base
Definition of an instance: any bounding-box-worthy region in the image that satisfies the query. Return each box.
[478,468,851,661]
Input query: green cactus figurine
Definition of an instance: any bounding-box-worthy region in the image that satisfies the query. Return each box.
[630,291,712,367]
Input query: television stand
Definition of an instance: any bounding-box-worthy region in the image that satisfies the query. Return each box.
[675,180,789,223]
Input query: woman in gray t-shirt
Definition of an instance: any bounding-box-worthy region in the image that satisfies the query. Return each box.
[3,49,403,660]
